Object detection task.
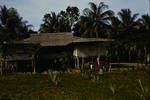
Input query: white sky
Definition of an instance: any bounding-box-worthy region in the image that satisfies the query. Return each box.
[0,0,149,31]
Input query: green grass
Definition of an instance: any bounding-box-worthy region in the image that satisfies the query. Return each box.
[0,72,150,100]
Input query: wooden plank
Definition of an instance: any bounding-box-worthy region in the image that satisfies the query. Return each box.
[0,61,3,75]
[108,62,147,72]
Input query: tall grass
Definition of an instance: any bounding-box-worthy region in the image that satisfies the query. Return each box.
[136,79,150,100]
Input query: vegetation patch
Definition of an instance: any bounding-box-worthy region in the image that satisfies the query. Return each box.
[0,72,149,100]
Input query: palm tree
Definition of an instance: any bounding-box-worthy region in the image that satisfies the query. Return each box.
[108,9,140,40]
[39,6,79,33]
[108,16,121,38]
[138,14,150,31]
[57,10,70,32]
[117,9,139,33]
[74,2,114,38]
[0,5,31,41]
[39,12,59,33]
[66,6,79,27]
[0,5,9,26]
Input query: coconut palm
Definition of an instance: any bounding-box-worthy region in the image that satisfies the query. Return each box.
[74,2,114,38]
[39,6,79,33]
[39,11,70,33]
[66,6,79,27]
[138,14,150,31]
[0,5,9,26]
[57,10,70,32]
[0,5,31,41]
[117,9,139,33]
[0,5,10,41]
[39,12,59,33]
[108,16,121,38]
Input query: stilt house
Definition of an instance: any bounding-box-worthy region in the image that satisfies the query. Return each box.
[0,32,113,73]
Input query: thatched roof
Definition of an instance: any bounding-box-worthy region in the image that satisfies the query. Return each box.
[21,32,113,46]
[22,32,74,46]
[74,37,113,43]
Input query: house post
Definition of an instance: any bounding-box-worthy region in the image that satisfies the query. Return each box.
[0,60,2,75]
[81,57,84,71]
[128,51,131,62]
[73,49,80,69]
[97,56,100,69]
[144,47,147,62]
[108,63,111,72]
[77,57,80,69]
[4,59,8,75]
[74,57,77,69]
[32,54,36,74]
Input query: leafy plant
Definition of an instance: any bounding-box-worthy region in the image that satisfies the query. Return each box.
[48,69,63,86]
[109,82,123,100]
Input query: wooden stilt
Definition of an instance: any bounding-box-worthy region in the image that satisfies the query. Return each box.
[4,60,7,76]
[77,57,80,69]
[1,61,4,75]
[97,56,100,69]
[74,57,77,68]
[144,47,147,62]
[81,57,84,71]
[108,63,111,72]
[129,51,131,62]
[32,54,36,74]
[0,61,2,75]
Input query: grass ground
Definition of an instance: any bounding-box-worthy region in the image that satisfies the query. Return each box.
[0,71,150,100]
